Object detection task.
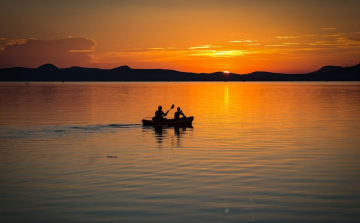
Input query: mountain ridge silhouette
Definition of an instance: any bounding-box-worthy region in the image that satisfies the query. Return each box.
[0,63,359,81]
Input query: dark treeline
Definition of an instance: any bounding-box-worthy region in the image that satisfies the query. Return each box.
[1,63,360,82]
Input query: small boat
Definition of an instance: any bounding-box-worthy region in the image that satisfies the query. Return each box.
[142,116,194,126]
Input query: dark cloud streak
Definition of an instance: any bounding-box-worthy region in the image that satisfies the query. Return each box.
[0,37,96,68]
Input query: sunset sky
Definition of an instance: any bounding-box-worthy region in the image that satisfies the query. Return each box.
[1,0,360,74]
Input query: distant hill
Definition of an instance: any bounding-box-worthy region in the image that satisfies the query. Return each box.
[313,65,342,73]
[0,63,359,81]
[111,65,132,71]
[37,63,60,71]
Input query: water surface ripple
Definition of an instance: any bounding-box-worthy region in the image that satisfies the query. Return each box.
[1,82,360,223]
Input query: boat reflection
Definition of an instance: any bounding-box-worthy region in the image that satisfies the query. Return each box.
[142,124,193,149]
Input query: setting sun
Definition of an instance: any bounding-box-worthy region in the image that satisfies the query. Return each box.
[223,71,230,74]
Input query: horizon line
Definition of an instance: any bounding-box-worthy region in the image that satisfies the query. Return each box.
[1,62,359,75]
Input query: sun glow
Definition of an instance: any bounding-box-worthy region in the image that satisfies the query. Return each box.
[223,71,230,74]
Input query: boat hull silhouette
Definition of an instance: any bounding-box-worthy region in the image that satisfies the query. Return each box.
[142,116,194,126]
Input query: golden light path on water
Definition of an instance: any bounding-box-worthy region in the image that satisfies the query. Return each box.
[225,84,229,114]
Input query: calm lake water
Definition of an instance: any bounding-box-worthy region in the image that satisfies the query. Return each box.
[1,82,360,223]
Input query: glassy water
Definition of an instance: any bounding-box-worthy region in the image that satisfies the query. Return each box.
[1,82,360,223]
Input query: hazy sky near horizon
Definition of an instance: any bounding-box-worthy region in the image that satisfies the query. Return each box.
[1,0,360,73]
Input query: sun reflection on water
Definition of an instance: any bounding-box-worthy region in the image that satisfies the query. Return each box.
[224,84,229,115]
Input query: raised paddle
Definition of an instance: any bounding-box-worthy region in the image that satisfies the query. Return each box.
[164,104,174,116]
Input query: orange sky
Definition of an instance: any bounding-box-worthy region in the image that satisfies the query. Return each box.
[1,0,360,74]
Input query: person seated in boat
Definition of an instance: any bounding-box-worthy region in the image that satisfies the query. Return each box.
[153,106,169,121]
[174,107,186,120]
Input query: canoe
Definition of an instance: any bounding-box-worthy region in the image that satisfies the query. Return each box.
[142,116,194,126]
